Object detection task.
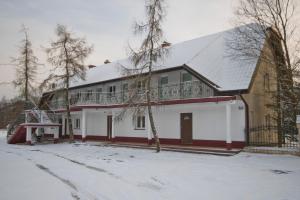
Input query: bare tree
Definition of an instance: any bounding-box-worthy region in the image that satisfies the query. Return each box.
[42,24,93,142]
[228,0,300,138]
[11,25,38,101]
[119,0,168,152]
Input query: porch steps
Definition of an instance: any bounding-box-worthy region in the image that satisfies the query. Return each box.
[106,143,241,156]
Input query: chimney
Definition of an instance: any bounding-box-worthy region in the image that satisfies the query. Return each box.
[161,41,171,48]
[104,59,111,64]
[88,65,96,69]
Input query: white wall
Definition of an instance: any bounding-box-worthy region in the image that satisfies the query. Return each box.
[71,100,246,142]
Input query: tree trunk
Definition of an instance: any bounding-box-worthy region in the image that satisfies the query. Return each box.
[66,78,74,142]
[25,38,28,101]
[146,70,160,152]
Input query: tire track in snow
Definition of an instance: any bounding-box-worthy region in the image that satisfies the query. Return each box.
[29,149,122,180]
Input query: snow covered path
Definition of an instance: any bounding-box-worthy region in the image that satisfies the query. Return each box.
[0,136,300,200]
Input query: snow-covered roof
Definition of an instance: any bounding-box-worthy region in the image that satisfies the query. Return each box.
[71,25,265,91]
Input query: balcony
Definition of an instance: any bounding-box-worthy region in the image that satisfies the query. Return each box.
[49,80,214,110]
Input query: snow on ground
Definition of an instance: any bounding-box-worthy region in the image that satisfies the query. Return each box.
[0,135,300,200]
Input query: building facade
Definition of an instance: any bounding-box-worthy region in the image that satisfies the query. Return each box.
[41,26,278,149]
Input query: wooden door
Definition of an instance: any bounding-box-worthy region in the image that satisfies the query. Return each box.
[180,113,193,144]
[107,115,112,140]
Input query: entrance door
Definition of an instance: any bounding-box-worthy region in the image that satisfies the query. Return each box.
[180,113,193,144]
[107,115,112,140]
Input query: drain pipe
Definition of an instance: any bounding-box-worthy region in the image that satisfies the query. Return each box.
[239,94,249,146]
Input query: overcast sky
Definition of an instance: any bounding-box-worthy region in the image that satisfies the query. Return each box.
[0,0,238,99]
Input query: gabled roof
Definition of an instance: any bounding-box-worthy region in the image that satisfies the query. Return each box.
[71,25,265,91]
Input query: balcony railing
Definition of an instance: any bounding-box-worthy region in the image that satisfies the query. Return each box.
[49,80,214,110]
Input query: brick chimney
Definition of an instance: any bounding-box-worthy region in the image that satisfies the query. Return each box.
[88,65,96,69]
[161,41,171,48]
[104,59,111,64]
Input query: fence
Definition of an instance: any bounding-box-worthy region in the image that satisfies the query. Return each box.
[249,125,299,148]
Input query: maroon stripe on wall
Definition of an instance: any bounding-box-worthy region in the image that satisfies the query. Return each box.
[70,135,245,148]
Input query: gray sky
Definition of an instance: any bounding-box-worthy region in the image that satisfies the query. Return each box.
[0,0,238,99]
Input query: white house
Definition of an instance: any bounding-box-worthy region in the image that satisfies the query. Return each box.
[41,25,277,150]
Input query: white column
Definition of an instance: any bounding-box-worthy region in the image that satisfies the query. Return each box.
[54,127,59,143]
[26,126,32,145]
[82,109,87,141]
[226,103,232,150]
[111,111,115,140]
[147,115,152,144]
[62,116,65,136]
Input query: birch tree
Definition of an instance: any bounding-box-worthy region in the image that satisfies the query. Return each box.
[120,0,168,152]
[227,0,300,138]
[42,24,93,142]
[12,25,38,101]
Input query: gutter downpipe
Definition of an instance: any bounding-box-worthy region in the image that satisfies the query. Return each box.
[240,94,249,146]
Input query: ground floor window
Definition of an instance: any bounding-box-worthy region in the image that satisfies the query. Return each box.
[135,115,145,129]
[75,118,81,129]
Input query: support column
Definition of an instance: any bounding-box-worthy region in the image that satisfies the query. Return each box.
[82,109,87,142]
[54,127,59,144]
[26,126,32,145]
[226,103,232,150]
[147,115,152,145]
[111,111,115,142]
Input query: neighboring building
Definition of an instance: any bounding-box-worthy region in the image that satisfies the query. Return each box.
[41,25,279,149]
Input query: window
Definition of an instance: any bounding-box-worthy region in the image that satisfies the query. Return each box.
[96,88,102,103]
[135,115,146,129]
[108,85,116,97]
[182,73,192,82]
[181,73,193,97]
[137,81,146,93]
[86,90,93,100]
[264,73,270,92]
[122,83,128,101]
[76,92,81,101]
[75,118,80,129]
[159,76,168,98]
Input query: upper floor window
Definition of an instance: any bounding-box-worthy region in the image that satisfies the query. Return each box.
[159,76,168,86]
[137,80,146,93]
[264,73,270,92]
[96,88,102,102]
[86,90,93,100]
[108,85,116,97]
[122,83,128,92]
[182,73,192,82]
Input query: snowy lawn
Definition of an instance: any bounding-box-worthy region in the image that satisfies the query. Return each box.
[0,135,300,200]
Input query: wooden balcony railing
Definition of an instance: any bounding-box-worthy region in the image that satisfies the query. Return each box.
[49,80,214,109]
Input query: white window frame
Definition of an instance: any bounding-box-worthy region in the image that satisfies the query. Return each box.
[135,115,146,130]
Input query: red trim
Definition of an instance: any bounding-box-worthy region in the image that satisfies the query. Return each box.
[73,135,245,149]
[21,123,61,127]
[226,143,232,150]
[44,133,54,137]
[54,96,236,113]
[114,137,148,143]
[74,135,108,141]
